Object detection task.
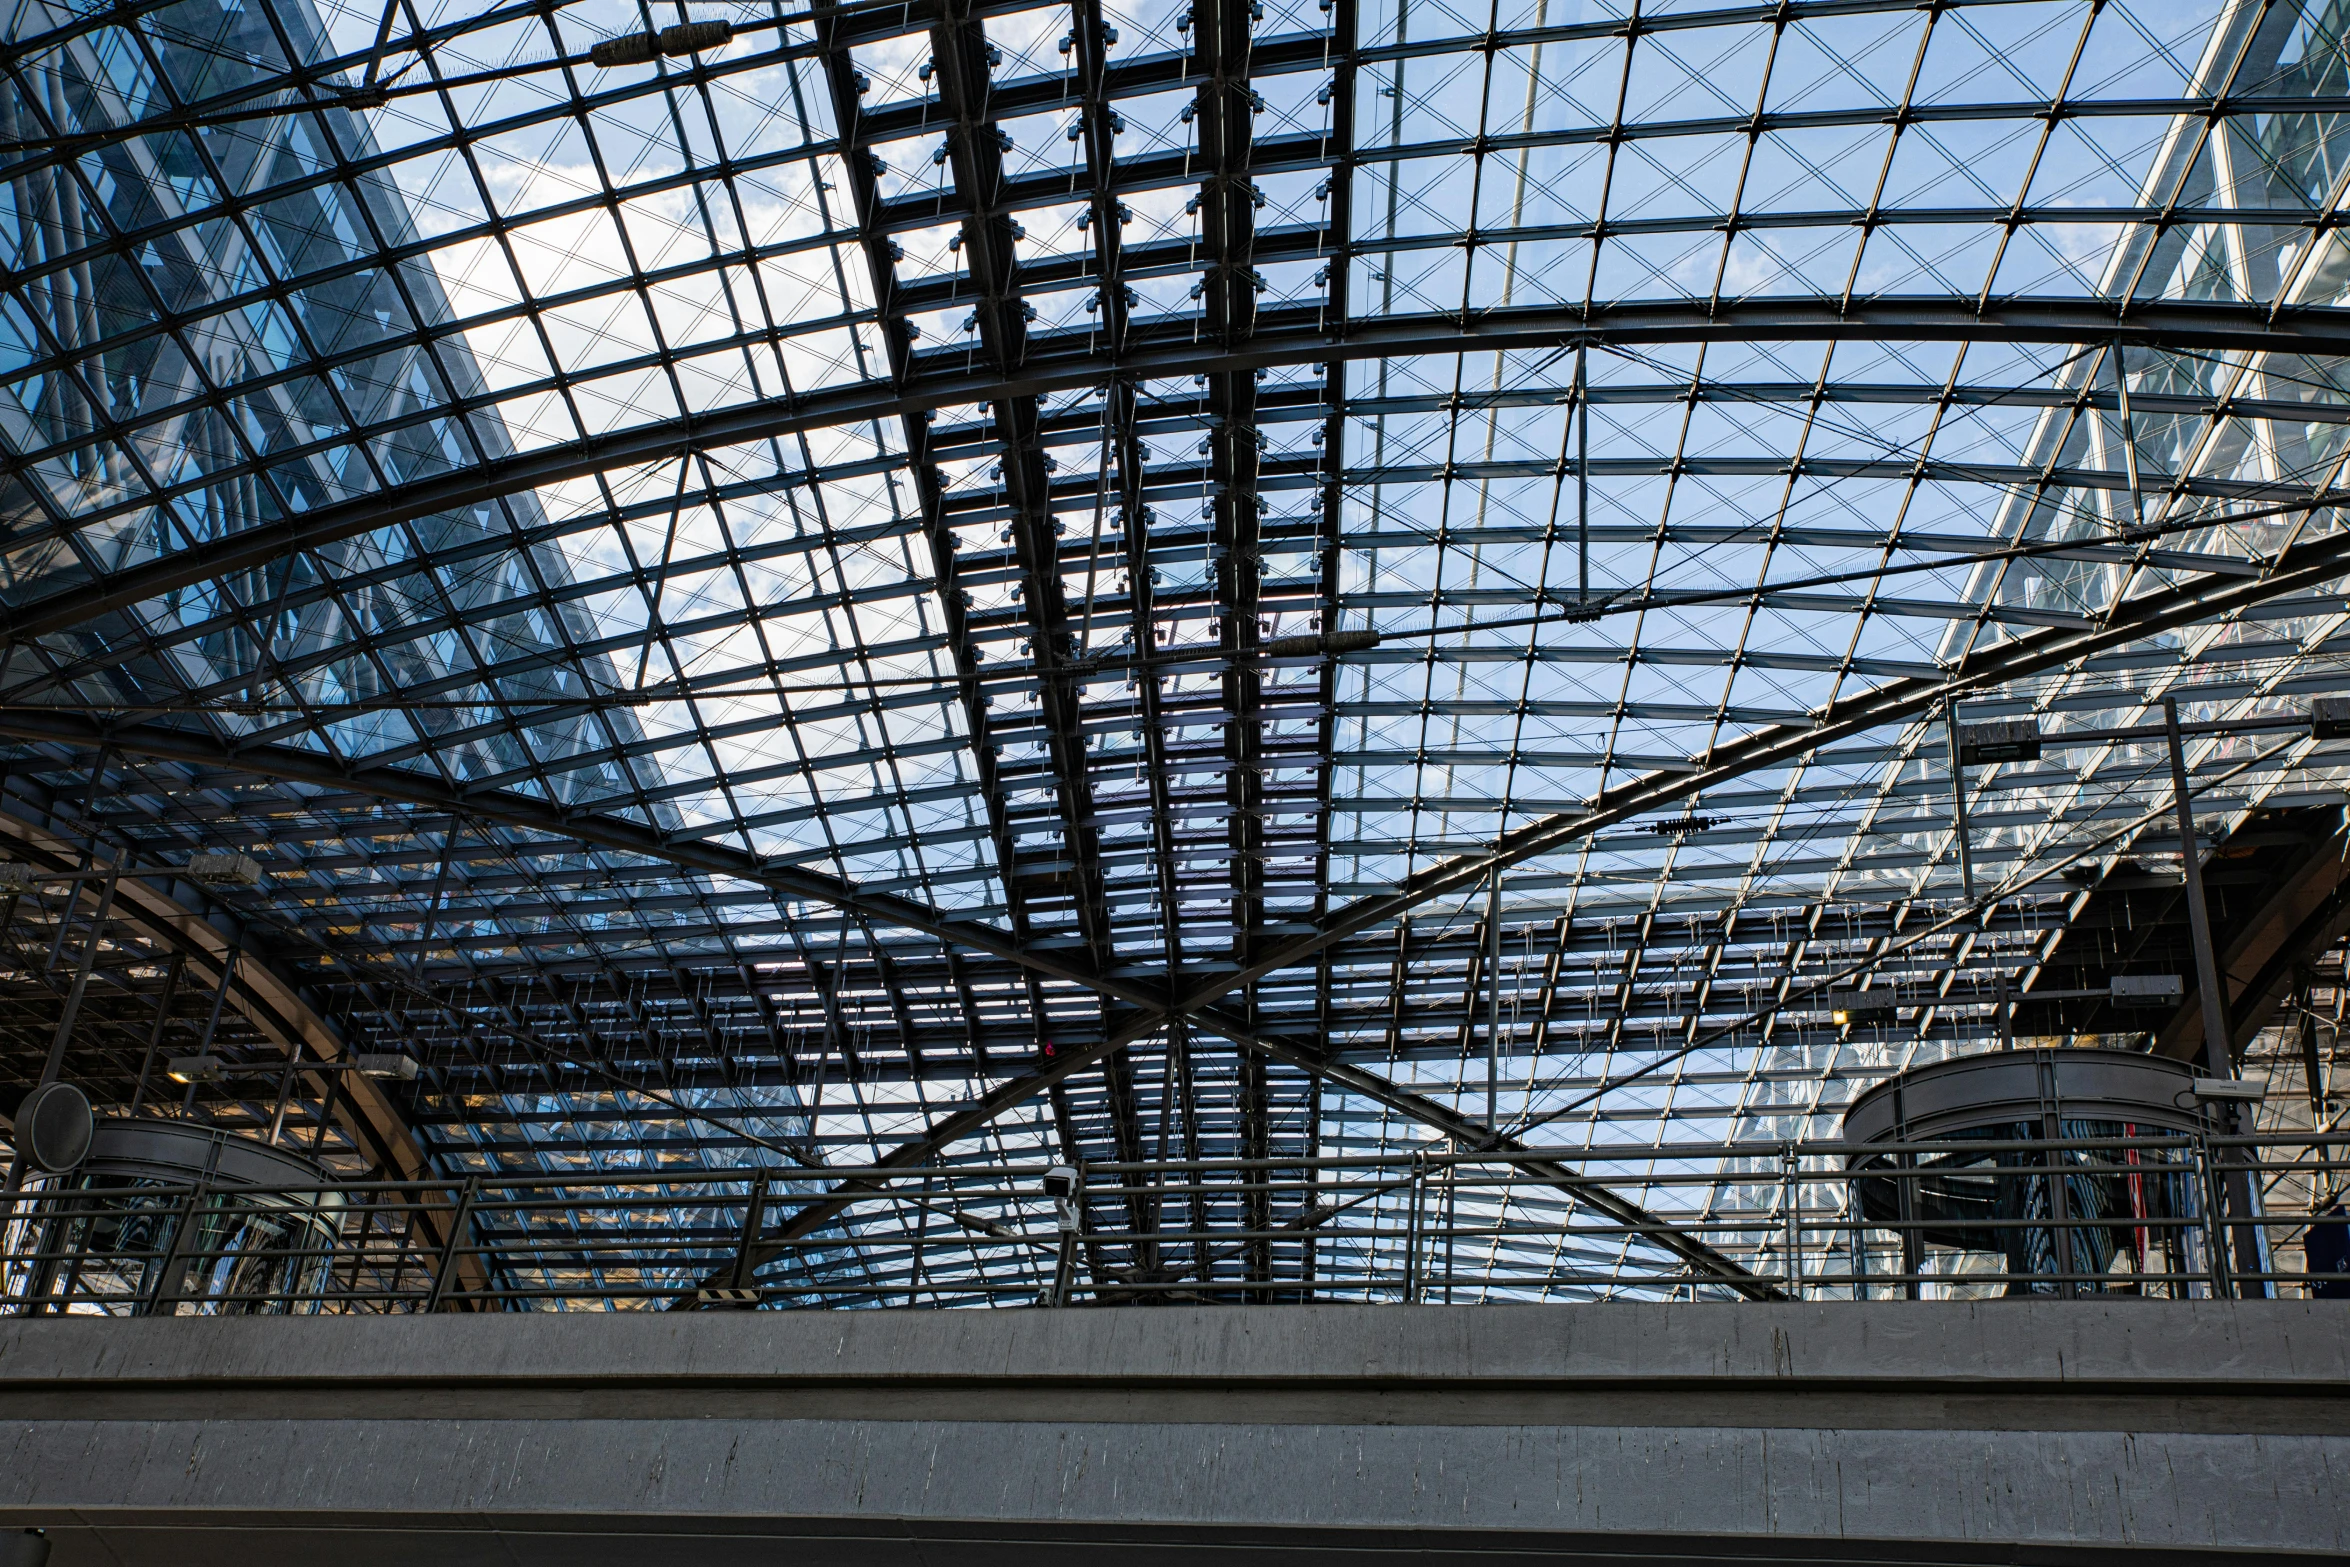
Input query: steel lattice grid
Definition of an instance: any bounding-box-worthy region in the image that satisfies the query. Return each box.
[0,0,2347,1303]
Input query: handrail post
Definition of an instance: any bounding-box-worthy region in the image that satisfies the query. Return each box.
[1780,1143,1802,1296]
[1047,1165,1082,1309]
[1403,1151,1425,1303]
[139,1182,208,1317]
[2197,1135,2230,1298]
[425,1178,479,1313]
[731,1170,771,1291]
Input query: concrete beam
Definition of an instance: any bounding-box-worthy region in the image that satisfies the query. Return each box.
[1,1302,2344,1563]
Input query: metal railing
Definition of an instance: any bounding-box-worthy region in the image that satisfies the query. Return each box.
[2,1128,2343,1312]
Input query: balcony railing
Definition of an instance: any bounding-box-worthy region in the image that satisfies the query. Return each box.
[1,1129,2342,1312]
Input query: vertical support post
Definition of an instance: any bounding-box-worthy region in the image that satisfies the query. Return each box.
[1892,1087,1922,1299]
[139,1182,208,1317]
[2198,1134,2231,1297]
[730,1170,771,1291]
[1574,344,1589,605]
[425,1177,479,1312]
[1047,1164,1082,1308]
[125,954,184,1119]
[1944,699,1978,905]
[2163,695,2261,1292]
[195,940,240,1058]
[1403,1151,1425,1302]
[2300,974,2326,1119]
[2163,696,2232,1076]
[1780,1143,1801,1296]
[2037,1054,2078,1298]
[33,861,118,1090]
[1942,701,2008,1048]
[1441,1144,1458,1303]
[265,1042,304,1146]
[1846,1178,1868,1301]
[2112,339,2145,535]
[1485,864,1502,1131]
[311,1056,344,1154]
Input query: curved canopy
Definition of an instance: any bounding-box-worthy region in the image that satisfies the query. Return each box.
[2,0,2348,1304]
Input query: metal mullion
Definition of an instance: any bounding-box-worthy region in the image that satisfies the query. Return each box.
[0,56,323,634]
[671,464,969,1070]
[556,0,719,529]
[1429,0,1513,1090]
[0,215,872,477]
[658,18,961,940]
[1447,0,1577,1070]
[1515,0,1641,1022]
[1694,347,1839,920]
[1699,11,1784,317]
[1799,349,1985,920]
[1581,339,1706,1026]
[1936,88,2340,859]
[1306,0,1363,1085]
[2104,0,2282,314]
[2093,67,2328,637]
[113,481,930,660]
[1946,5,2268,675]
[3,112,2323,400]
[175,555,955,739]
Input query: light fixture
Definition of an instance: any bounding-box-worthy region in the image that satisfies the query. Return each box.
[1826,991,1894,1027]
[1956,718,2040,766]
[353,1053,419,1081]
[164,1055,223,1084]
[186,851,264,887]
[2109,974,2184,1008]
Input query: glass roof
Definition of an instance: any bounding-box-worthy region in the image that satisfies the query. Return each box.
[5,0,2350,1304]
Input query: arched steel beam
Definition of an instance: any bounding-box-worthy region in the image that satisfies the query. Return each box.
[0,719,1164,1015]
[0,807,493,1297]
[8,293,2350,648]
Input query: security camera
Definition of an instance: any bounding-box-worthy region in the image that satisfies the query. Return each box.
[1042,1164,1079,1200]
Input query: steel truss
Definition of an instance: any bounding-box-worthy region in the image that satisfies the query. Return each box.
[7,0,2350,1307]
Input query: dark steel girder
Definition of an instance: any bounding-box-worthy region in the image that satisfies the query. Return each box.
[1066,0,1173,1261]
[694,987,1785,1301]
[0,716,1169,1016]
[10,294,2350,649]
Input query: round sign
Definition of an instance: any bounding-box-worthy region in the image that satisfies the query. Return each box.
[16,1081,93,1173]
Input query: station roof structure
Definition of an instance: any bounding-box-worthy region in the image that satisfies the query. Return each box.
[2,0,2350,1305]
